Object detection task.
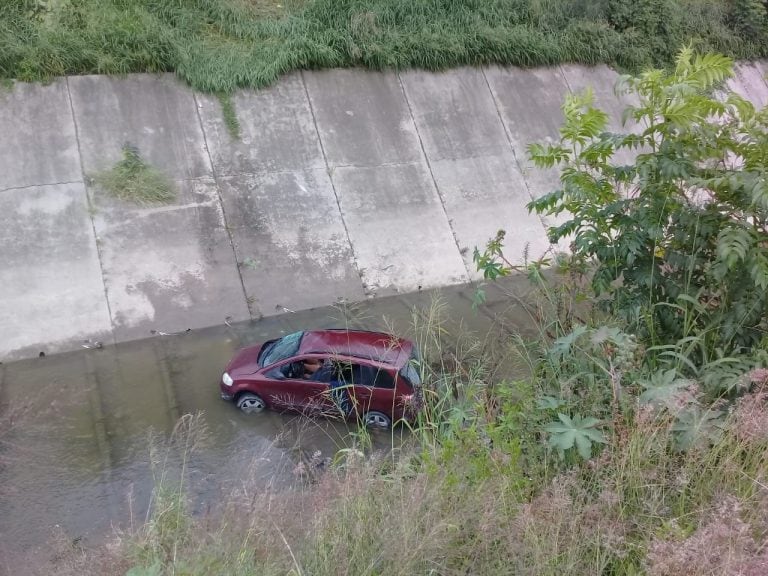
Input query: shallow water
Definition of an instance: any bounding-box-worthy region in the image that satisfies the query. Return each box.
[0,278,535,573]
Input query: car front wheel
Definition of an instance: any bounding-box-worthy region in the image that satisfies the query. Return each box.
[363,411,391,430]
[236,392,266,414]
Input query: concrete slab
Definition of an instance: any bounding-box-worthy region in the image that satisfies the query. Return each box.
[398,67,549,273]
[729,62,768,109]
[88,177,249,341]
[196,73,325,176]
[0,79,81,190]
[217,169,364,316]
[756,60,768,91]
[68,74,212,179]
[399,67,508,161]
[302,69,422,167]
[483,66,570,157]
[0,183,112,360]
[483,66,569,200]
[430,153,550,275]
[332,162,468,294]
[559,64,631,130]
[559,64,639,167]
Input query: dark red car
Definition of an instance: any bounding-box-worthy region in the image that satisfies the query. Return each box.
[219,329,421,429]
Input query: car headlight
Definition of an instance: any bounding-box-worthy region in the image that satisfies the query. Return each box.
[222,372,234,387]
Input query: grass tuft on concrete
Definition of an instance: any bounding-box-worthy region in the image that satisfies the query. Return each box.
[216,92,241,140]
[93,144,175,205]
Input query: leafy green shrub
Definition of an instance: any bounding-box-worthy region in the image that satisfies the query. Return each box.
[728,0,768,41]
[524,49,768,355]
[476,49,768,462]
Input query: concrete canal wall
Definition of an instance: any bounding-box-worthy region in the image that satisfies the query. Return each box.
[1,62,767,361]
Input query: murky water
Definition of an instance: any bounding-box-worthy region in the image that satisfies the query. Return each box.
[0,278,535,573]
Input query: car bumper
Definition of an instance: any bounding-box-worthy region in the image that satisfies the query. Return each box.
[219,384,234,401]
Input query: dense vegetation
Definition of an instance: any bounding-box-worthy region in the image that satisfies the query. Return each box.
[2,0,768,91]
[49,51,768,575]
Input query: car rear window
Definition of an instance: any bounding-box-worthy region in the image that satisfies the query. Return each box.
[259,331,304,367]
[398,347,421,387]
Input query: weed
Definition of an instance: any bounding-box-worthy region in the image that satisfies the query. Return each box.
[92,144,175,205]
[215,92,241,140]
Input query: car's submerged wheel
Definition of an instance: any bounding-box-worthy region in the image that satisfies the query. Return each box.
[236,393,266,414]
[363,411,391,430]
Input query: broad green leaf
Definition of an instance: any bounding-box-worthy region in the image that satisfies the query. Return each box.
[544,413,606,460]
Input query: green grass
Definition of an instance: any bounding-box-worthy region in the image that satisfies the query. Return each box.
[92,144,175,205]
[216,92,241,140]
[1,0,766,92]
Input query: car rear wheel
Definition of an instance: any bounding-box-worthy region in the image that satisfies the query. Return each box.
[363,411,391,430]
[236,393,266,414]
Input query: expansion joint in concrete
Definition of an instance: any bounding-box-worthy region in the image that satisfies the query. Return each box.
[557,65,575,95]
[300,70,368,296]
[191,92,259,320]
[65,76,118,349]
[396,70,472,281]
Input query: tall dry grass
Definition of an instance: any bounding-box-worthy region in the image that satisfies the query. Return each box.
[70,403,767,575]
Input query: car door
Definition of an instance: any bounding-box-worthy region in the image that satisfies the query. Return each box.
[339,362,397,417]
[364,365,398,417]
[260,356,334,414]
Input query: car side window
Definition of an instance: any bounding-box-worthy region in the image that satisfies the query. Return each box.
[327,360,352,384]
[372,368,396,389]
[265,364,286,380]
[333,362,395,389]
[265,360,304,380]
[266,357,346,382]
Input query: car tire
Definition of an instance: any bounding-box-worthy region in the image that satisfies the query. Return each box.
[363,411,391,430]
[236,393,266,414]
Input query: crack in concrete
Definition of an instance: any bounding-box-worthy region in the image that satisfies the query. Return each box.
[0,180,84,194]
[192,92,259,320]
[0,174,216,196]
[65,76,118,349]
[397,70,473,281]
[300,70,369,297]
[91,198,224,234]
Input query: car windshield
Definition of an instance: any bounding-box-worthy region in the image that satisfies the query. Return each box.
[259,331,304,367]
[398,347,422,387]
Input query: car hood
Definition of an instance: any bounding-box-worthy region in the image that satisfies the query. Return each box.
[226,343,264,375]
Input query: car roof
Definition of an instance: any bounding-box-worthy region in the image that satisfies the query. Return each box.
[298,329,413,368]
